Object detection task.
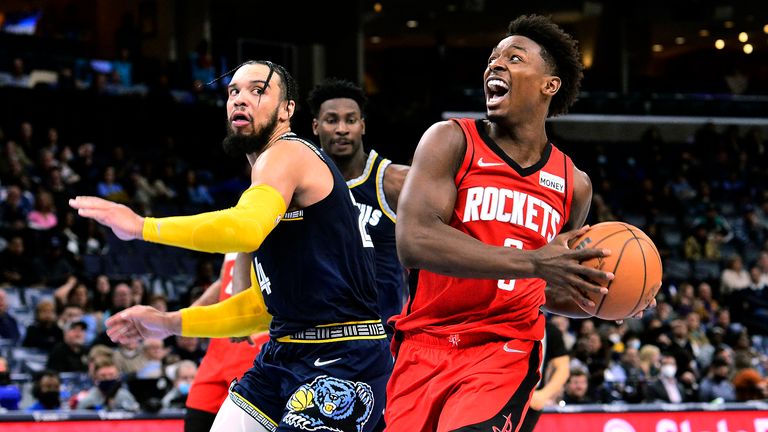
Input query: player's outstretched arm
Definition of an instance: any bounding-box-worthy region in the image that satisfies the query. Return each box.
[396,121,612,301]
[106,287,271,344]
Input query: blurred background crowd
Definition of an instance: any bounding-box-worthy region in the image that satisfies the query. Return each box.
[1,0,768,414]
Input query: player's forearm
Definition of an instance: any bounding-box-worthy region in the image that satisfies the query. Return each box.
[538,356,570,400]
[142,185,286,254]
[190,280,221,307]
[396,218,536,279]
[180,288,271,338]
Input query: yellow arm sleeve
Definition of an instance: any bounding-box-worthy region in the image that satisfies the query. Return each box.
[180,287,271,337]
[142,184,286,253]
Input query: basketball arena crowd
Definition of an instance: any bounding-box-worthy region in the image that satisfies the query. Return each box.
[1,41,768,416]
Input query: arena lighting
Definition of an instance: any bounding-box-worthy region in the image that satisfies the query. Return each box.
[763,24,768,33]
[373,2,382,13]
[405,20,418,28]
[738,32,748,42]
[698,29,709,37]
[675,37,685,45]
[724,20,734,28]
[743,43,753,54]
[715,39,725,49]
[370,36,382,44]
[652,44,663,52]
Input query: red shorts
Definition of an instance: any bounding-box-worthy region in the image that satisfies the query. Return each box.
[185,333,270,414]
[385,333,541,432]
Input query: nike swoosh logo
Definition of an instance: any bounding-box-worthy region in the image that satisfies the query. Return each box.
[503,343,527,354]
[313,357,341,367]
[478,158,505,167]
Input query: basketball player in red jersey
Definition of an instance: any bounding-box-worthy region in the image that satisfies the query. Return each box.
[386,15,650,431]
[184,253,268,432]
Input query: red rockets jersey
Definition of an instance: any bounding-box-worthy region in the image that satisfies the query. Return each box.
[394,118,574,343]
[218,253,238,301]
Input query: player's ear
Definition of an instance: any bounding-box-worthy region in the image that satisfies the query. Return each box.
[312,118,319,136]
[360,117,366,136]
[543,76,561,96]
[282,100,296,121]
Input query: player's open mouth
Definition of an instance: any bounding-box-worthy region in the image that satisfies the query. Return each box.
[230,112,251,127]
[486,78,509,105]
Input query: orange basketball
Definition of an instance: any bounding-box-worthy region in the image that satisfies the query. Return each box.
[569,221,663,320]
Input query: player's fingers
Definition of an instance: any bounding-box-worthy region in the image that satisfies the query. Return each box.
[572,247,611,261]
[76,208,109,220]
[69,196,112,210]
[578,267,614,286]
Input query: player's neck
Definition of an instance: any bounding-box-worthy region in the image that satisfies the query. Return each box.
[334,149,368,181]
[245,124,293,163]
[485,119,549,164]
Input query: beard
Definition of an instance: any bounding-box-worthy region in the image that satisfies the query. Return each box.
[222,108,280,157]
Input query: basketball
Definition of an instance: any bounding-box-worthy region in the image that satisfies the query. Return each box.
[569,221,663,320]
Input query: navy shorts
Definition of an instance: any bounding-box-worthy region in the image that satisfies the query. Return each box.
[230,335,393,432]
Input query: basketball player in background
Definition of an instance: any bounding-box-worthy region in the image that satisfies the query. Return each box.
[386,15,642,431]
[184,252,269,432]
[518,317,571,432]
[71,60,392,432]
[307,78,410,337]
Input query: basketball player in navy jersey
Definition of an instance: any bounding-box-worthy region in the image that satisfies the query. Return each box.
[71,61,392,432]
[386,15,655,431]
[307,79,409,337]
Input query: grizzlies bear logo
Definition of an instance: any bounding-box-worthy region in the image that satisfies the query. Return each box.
[284,375,374,432]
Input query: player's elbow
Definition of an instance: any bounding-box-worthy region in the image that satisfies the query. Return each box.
[396,224,430,268]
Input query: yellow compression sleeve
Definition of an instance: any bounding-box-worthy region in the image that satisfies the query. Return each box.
[142,184,286,253]
[180,287,271,337]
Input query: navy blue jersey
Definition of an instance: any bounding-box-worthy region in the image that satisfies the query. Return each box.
[253,134,379,338]
[347,150,407,326]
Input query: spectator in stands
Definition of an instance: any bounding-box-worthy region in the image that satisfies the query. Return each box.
[57,304,84,331]
[37,236,76,287]
[46,319,88,373]
[0,143,32,184]
[71,143,99,190]
[167,336,205,366]
[129,278,149,306]
[0,58,31,88]
[698,357,736,402]
[22,300,63,352]
[0,185,30,238]
[113,338,144,376]
[81,219,108,255]
[0,289,20,343]
[134,338,168,379]
[670,282,696,316]
[96,166,129,204]
[684,224,720,261]
[27,370,63,411]
[732,205,768,255]
[0,356,21,410]
[59,212,82,258]
[181,169,215,212]
[57,146,81,186]
[0,236,40,287]
[732,368,767,401]
[638,344,662,379]
[562,369,593,405]
[148,294,168,313]
[91,274,112,312]
[75,359,139,411]
[748,266,768,291]
[694,282,719,324]
[644,352,692,403]
[720,254,751,296]
[161,360,197,409]
[550,315,576,351]
[685,312,714,369]
[92,282,134,347]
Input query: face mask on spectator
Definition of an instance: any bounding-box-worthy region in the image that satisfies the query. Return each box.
[98,379,121,396]
[661,365,677,378]
[178,382,191,395]
[39,390,60,409]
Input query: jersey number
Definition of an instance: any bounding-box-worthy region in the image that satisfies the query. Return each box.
[498,238,523,291]
[254,258,272,295]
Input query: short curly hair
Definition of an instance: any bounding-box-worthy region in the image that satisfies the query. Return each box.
[507,15,583,117]
[306,78,367,118]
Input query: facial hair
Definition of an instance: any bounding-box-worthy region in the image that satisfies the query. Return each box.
[222,107,280,157]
